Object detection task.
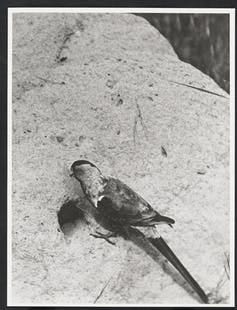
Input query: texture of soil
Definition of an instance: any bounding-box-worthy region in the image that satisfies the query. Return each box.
[11,13,230,305]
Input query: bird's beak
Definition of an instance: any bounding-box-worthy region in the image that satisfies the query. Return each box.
[69,167,74,177]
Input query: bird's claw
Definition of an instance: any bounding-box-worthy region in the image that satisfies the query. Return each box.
[90,230,117,245]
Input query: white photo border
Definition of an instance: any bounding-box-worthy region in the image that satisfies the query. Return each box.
[7,7,235,307]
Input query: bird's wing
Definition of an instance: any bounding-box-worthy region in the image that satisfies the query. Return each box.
[98,178,174,226]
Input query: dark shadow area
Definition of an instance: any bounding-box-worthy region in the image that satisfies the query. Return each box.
[57,198,86,234]
[136,14,229,93]
[58,198,209,304]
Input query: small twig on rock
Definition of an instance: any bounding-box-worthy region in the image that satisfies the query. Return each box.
[136,103,149,138]
[133,102,149,145]
[36,75,65,85]
[94,275,113,304]
[56,28,75,62]
[161,146,168,157]
[133,113,139,145]
[168,80,228,99]
[207,253,230,303]
[224,252,230,280]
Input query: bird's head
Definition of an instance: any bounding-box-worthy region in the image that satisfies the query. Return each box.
[70,160,105,205]
[71,160,101,182]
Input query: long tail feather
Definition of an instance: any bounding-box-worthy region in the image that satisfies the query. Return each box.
[148,236,208,304]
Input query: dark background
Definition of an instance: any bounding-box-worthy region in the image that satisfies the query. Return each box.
[137,14,230,93]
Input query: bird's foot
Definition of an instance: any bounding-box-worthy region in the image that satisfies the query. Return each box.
[90,230,117,245]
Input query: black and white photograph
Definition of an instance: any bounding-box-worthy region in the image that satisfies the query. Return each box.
[7,7,235,306]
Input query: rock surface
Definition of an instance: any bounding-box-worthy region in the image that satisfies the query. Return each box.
[11,13,230,305]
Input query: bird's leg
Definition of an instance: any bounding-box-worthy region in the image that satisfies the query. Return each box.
[90,230,117,245]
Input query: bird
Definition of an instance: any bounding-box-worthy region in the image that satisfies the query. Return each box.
[70,159,208,304]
